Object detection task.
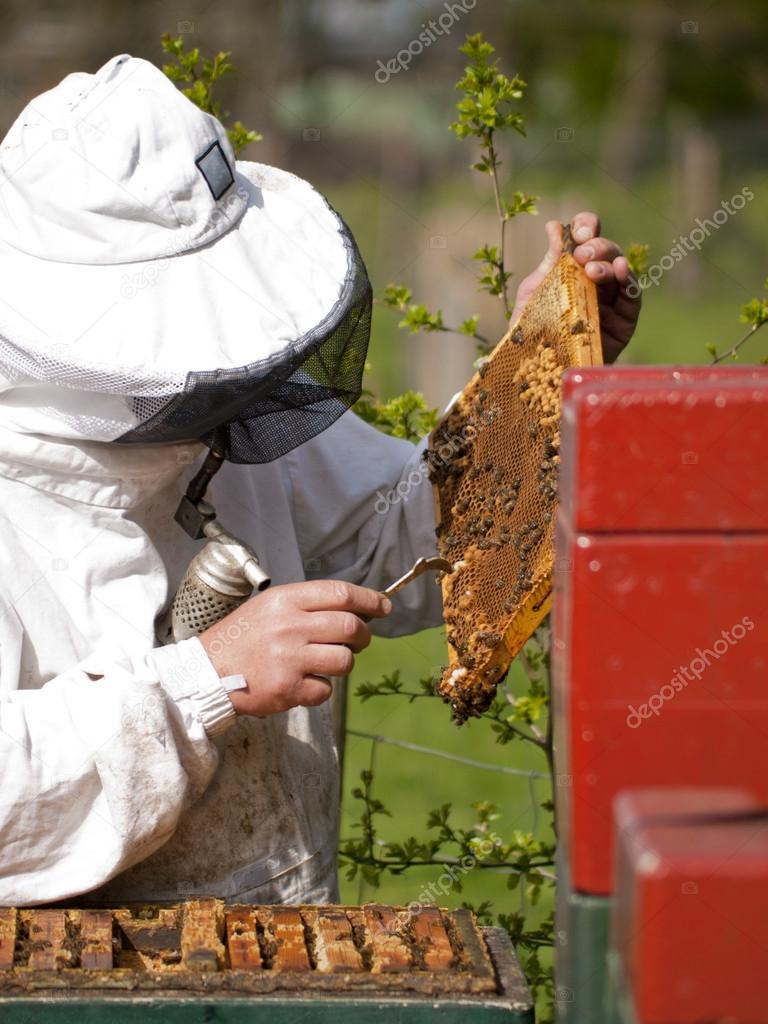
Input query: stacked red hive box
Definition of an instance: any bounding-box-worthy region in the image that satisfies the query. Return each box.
[553,366,768,896]
[612,787,768,1022]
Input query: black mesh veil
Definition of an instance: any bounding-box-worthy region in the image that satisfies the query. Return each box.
[115,206,372,464]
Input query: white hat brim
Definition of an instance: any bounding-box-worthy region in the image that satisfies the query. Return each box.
[0,161,355,399]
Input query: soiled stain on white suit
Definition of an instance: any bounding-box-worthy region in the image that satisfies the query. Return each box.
[0,412,441,905]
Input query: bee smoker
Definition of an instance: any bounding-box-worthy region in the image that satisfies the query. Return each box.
[155,447,271,645]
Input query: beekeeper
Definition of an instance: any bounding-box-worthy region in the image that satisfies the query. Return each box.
[0,56,639,906]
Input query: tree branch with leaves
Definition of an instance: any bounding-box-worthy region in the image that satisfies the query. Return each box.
[708,279,768,364]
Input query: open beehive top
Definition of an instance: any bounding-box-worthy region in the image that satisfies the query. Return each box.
[0,901,501,997]
[429,241,602,722]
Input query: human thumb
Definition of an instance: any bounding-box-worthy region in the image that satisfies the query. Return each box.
[536,220,563,273]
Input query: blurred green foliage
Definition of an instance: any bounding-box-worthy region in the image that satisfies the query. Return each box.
[161,34,262,154]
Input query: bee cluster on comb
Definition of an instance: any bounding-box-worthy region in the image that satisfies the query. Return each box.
[428,232,602,723]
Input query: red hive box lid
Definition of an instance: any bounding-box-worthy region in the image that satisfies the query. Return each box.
[612,787,768,1023]
[559,366,768,532]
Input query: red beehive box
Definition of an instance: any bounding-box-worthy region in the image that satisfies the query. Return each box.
[612,787,768,1023]
[559,366,768,532]
[553,367,768,895]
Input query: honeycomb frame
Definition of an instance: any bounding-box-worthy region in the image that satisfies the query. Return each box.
[428,242,602,722]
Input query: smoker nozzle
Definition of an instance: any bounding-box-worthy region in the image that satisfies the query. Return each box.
[201,520,271,593]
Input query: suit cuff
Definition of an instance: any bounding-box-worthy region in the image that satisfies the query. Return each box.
[148,636,237,738]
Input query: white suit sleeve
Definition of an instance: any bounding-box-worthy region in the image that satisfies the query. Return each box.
[0,636,233,905]
[283,411,444,637]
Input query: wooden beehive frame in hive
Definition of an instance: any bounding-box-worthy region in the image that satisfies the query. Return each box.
[0,901,499,996]
[429,236,602,722]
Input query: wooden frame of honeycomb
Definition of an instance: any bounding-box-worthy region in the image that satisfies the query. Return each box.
[0,901,508,997]
[429,238,602,722]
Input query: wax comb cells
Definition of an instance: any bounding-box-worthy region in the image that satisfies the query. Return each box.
[429,241,602,722]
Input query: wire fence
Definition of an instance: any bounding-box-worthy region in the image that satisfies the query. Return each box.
[342,713,551,910]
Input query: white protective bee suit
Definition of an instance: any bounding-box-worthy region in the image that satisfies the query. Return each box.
[0,55,443,905]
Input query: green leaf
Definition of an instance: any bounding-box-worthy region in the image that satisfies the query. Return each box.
[426,803,452,830]
[626,242,650,278]
[740,297,768,328]
[502,191,539,219]
[228,120,263,155]
[161,64,186,83]
[353,389,438,442]
[160,33,186,58]
[183,79,209,108]
[472,155,494,174]
[399,304,445,333]
[381,283,413,309]
[473,244,499,264]
[361,864,381,887]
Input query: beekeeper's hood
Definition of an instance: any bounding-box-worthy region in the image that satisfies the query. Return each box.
[0,55,371,463]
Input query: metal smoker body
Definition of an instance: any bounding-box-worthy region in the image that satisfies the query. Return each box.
[156,450,271,645]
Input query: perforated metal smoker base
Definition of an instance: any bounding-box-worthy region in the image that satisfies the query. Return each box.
[0,902,533,1022]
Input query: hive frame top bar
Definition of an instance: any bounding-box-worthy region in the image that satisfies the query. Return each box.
[0,901,530,1003]
[0,927,535,1022]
